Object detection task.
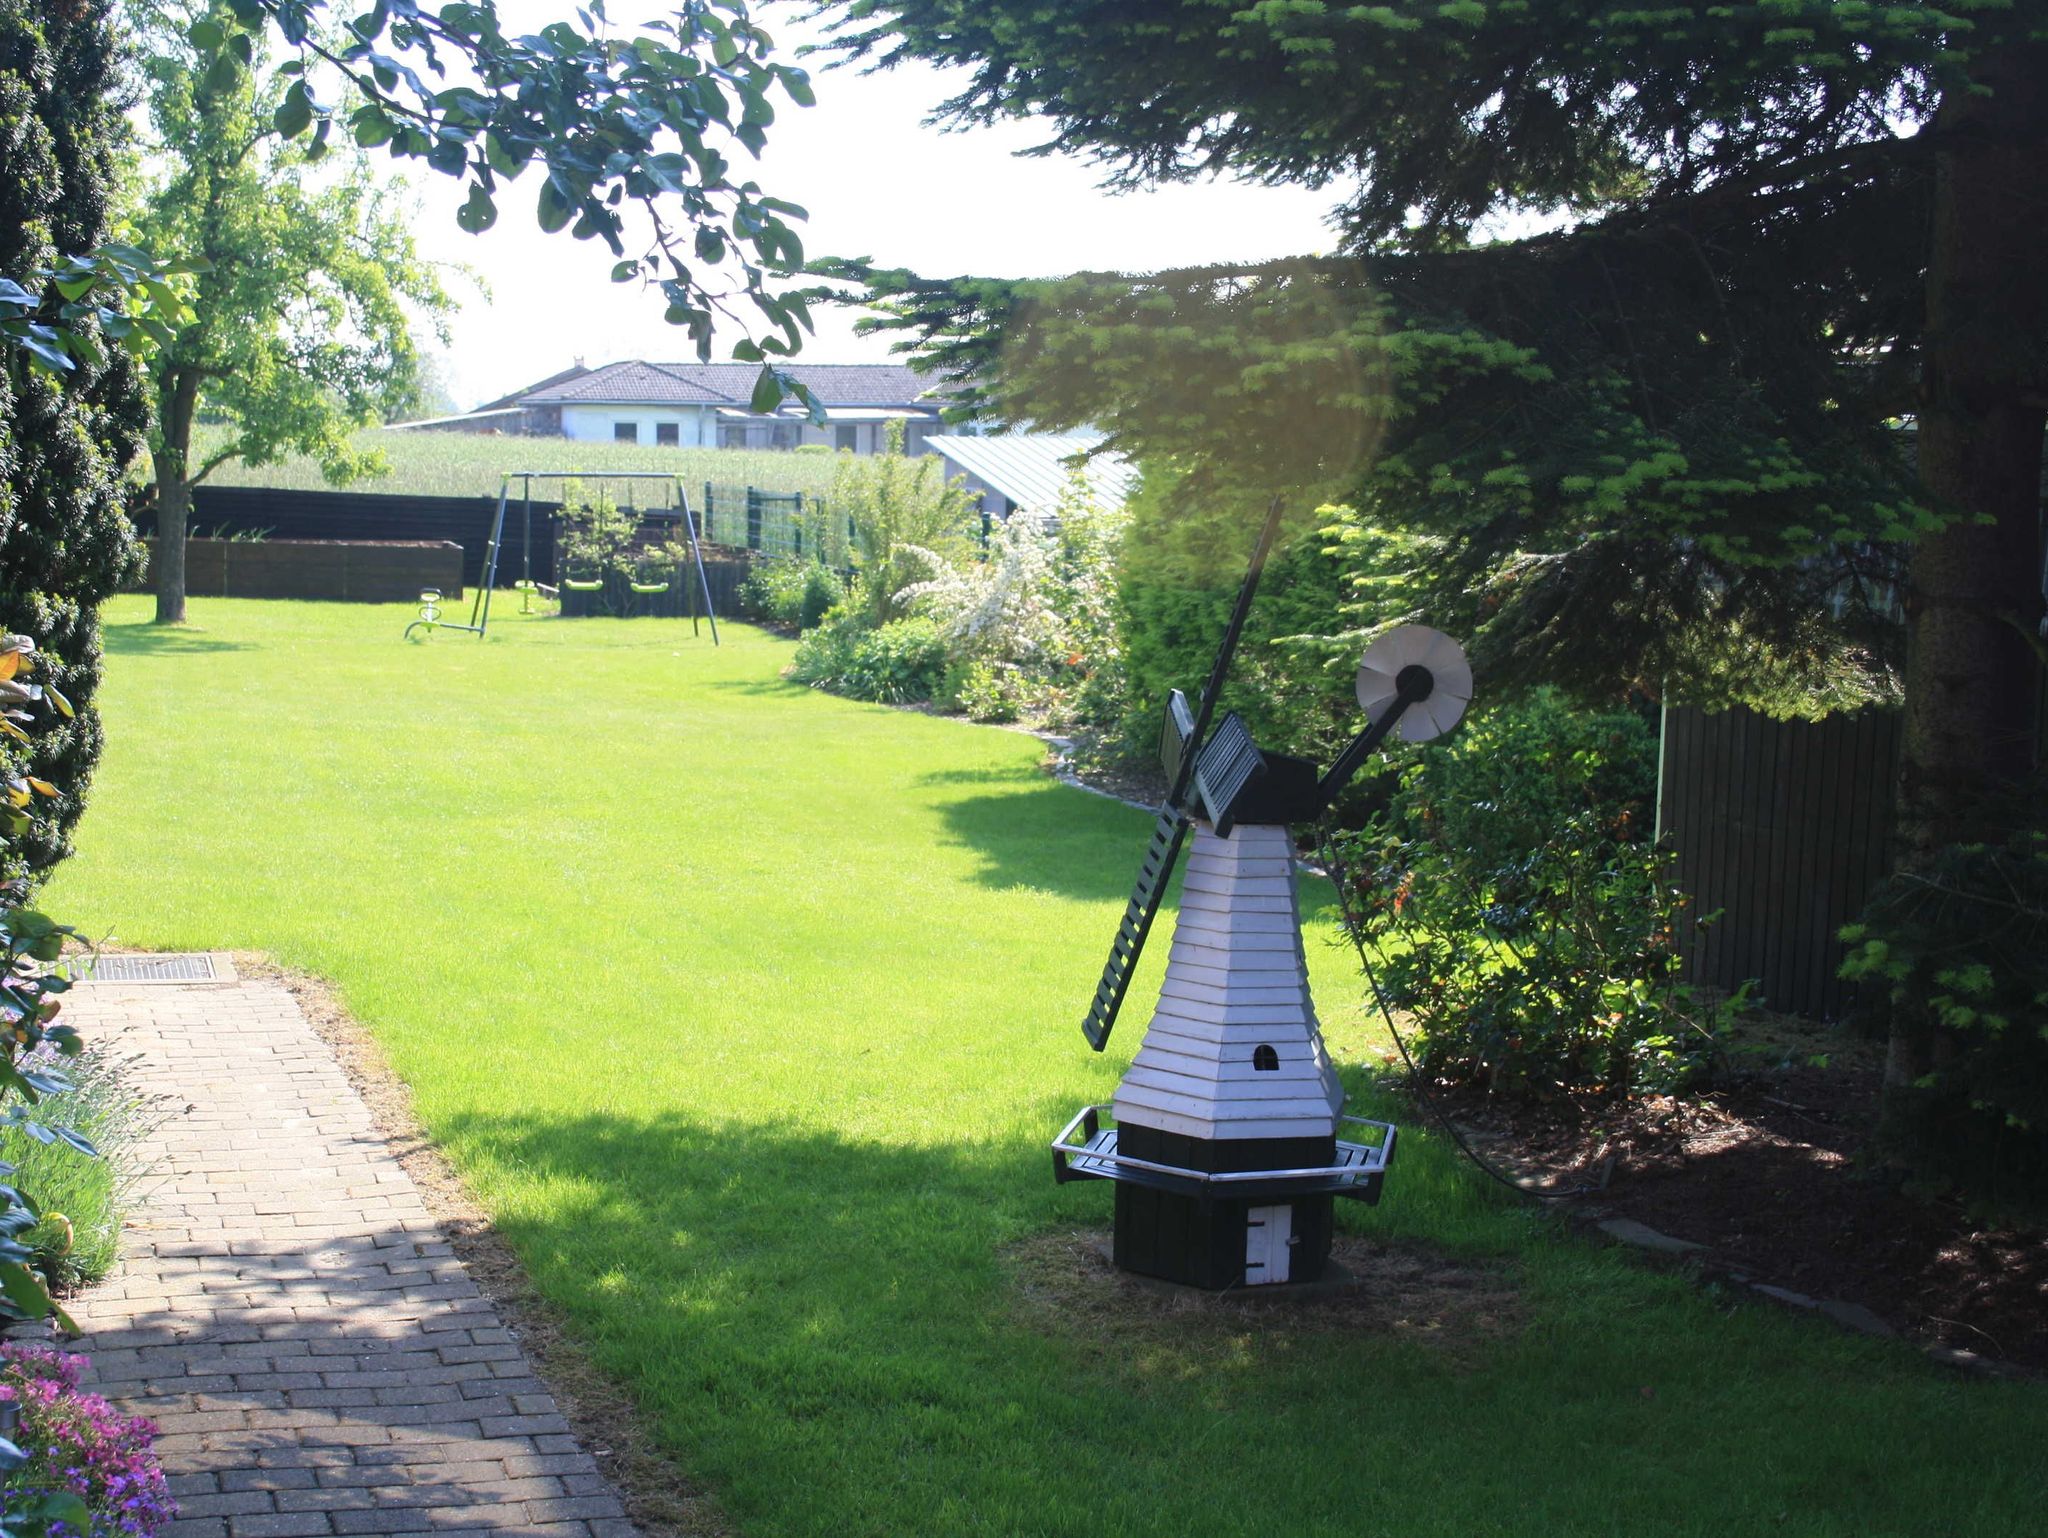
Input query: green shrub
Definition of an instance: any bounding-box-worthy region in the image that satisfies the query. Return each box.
[1333,692,1736,1096]
[743,558,847,630]
[792,610,949,704]
[834,420,977,626]
[1840,816,2048,1206]
[842,618,950,704]
[942,657,1028,723]
[790,605,869,689]
[1114,463,1352,767]
[799,565,846,630]
[1,0,149,880]
[558,485,640,584]
[740,555,809,625]
[0,1044,162,1293]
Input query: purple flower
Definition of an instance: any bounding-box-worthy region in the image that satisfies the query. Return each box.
[0,1345,175,1537]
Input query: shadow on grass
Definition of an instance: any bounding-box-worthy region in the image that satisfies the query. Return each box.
[928,786,1155,902]
[95,1101,2045,1537]
[102,622,252,655]
[703,676,809,699]
[437,1103,1302,1381]
[916,764,1045,787]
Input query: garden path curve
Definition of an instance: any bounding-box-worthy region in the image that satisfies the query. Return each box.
[66,963,639,1538]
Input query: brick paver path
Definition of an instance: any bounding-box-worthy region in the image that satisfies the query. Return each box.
[67,967,639,1538]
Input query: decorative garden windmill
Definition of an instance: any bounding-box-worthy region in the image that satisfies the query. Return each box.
[1052,499,1472,1290]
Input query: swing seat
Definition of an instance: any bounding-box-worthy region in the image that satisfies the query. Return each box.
[562,578,605,592]
[629,579,670,595]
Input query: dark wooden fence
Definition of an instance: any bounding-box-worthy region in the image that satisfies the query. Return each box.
[138,537,461,602]
[1658,705,1899,1019]
[180,487,774,597]
[182,487,559,589]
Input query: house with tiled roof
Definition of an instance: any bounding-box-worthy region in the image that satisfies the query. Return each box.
[401,359,944,455]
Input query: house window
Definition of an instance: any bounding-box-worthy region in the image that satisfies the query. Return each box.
[719,423,748,449]
[771,421,800,449]
[655,422,680,446]
[835,424,859,452]
[614,421,639,444]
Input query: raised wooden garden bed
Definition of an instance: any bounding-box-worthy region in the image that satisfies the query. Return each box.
[137,538,463,603]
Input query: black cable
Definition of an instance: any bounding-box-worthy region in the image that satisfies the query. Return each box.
[1315,823,1601,1203]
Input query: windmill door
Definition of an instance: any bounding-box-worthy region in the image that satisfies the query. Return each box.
[1244,1204,1292,1285]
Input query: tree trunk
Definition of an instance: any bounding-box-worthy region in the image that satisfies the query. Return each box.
[153,367,201,626]
[1893,45,2048,1088]
[154,478,190,626]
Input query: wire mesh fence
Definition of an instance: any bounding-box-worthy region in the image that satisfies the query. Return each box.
[699,483,856,567]
[699,481,997,574]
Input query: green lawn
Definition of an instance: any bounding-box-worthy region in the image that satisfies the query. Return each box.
[53,598,2044,1538]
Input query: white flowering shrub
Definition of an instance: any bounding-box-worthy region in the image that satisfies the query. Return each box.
[889,464,1130,728]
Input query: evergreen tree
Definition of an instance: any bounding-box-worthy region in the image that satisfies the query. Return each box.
[0,0,149,876]
[821,1,2048,1110]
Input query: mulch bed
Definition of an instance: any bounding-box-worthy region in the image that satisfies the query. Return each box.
[1421,1025,2048,1371]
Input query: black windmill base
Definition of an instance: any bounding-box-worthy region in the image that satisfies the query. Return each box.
[1052,1108,1396,1292]
[1114,1187,1336,1291]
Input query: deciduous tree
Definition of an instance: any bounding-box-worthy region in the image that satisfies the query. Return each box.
[134,2,454,625]
[4,0,820,863]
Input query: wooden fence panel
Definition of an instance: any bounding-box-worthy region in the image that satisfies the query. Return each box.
[1658,705,1900,1020]
[180,487,559,589]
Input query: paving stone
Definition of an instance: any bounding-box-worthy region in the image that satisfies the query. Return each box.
[1595,1217,1708,1255]
[1752,1282,1819,1309]
[67,977,640,1536]
[1816,1299,1897,1337]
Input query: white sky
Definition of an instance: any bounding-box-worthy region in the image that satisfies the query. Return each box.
[406,2,1345,410]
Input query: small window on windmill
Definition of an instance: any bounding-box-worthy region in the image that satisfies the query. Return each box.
[1252,1044,1279,1072]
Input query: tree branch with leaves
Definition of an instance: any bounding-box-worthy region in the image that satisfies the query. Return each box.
[133,0,459,623]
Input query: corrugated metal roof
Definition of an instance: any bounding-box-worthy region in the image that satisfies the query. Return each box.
[521,360,936,409]
[926,433,1135,519]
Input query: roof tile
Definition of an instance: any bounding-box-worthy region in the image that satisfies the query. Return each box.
[520,360,934,409]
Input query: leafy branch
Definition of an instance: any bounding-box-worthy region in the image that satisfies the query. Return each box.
[229,0,824,413]
[0,246,201,377]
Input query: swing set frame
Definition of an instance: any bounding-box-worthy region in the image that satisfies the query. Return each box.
[405,471,720,645]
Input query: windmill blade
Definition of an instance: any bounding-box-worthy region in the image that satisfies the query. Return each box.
[1159,496,1289,812]
[1080,808,1191,1051]
[1316,627,1474,807]
[1083,497,1289,1052]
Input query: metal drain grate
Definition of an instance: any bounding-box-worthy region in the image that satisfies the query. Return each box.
[83,954,219,984]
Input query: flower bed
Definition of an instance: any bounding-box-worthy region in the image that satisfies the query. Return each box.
[0,1343,174,1537]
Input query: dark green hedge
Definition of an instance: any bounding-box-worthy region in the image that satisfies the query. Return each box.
[0,0,147,878]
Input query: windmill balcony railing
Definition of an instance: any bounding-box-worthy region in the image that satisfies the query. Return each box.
[1051,1104,1397,1204]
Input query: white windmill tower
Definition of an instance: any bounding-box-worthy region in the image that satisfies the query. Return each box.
[1053,503,1471,1289]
